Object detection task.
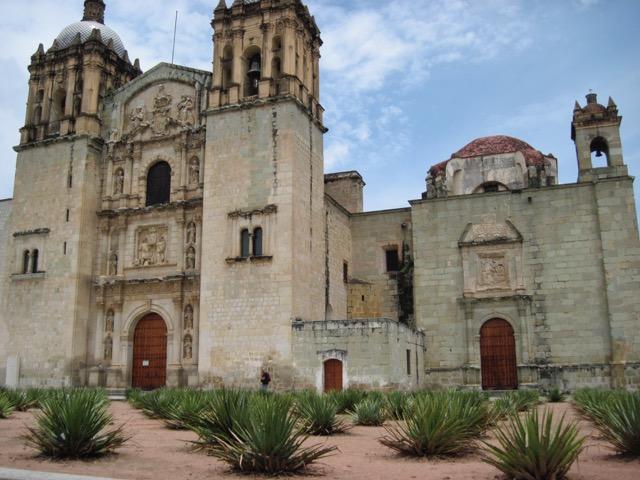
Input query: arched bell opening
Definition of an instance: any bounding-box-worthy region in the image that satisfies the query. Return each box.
[244,46,261,97]
[590,136,610,167]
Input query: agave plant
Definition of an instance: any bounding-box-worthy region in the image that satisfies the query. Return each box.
[188,389,251,449]
[380,391,491,456]
[328,388,367,414]
[547,388,566,403]
[23,389,129,458]
[573,388,613,422]
[384,391,410,420]
[295,391,349,435]
[163,391,209,430]
[349,397,386,426]
[580,390,640,456]
[3,389,39,412]
[209,393,336,474]
[0,393,15,419]
[482,409,585,480]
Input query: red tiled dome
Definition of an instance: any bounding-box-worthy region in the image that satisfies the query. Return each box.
[429,135,546,176]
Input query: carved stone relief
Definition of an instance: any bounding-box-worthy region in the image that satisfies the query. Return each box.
[135,225,169,267]
[478,254,509,289]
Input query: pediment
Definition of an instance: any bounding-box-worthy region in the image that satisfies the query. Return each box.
[459,220,522,246]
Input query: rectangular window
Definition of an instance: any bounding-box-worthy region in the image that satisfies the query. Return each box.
[66,209,70,222]
[386,248,400,272]
[63,242,67,255]
[343,261,348,283]
[406,349,411,375]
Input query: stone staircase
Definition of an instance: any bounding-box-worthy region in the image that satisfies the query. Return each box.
[106,388,127,401]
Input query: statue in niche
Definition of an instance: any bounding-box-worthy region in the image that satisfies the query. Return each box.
[157,234,167,264]
[186,222,196,245]
[105,310,114,332]
[152,85,173,135]
[109,128,119,143]
[189,157,200,185]
[177,95,195,126]
[186,246,196,270]
[138,233,154,266]
[183,334,193,359]
[113,168,124,195]
[109,251,118,275]
[184,305,193,330]
[104,335,113,361]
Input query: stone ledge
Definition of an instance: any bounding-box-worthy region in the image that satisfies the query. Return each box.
[11,272,46,281]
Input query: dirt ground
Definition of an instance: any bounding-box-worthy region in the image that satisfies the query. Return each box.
[0,401,638,480]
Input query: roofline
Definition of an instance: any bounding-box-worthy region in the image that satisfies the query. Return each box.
[352,206,411,217]
[0,198,12,203]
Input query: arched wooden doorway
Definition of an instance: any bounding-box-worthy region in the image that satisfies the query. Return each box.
[480,318,518,390]
[132,313,167,390]
[323,359,343,392]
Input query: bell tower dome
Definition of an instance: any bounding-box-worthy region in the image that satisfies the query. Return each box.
[572,92,628,182]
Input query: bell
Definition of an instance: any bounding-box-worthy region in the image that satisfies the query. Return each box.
[595,150,603,157]
[248,59,261,77]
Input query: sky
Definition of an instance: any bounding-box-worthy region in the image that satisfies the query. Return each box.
[1,0,639,215]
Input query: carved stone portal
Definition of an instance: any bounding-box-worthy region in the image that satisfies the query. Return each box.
[135,225,169,267]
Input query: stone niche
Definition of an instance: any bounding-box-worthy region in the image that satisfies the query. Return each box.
[459,219,525,297]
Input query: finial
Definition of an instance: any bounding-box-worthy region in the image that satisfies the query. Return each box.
[83,0,106,24]
[134,58,141,70]
[215,0,227,11]
[574,100,582,111]
[607,96,617,108]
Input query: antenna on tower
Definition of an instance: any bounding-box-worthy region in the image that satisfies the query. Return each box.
[171,10,178,65]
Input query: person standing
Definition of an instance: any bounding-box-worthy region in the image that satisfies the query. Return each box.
[260,369,271,392]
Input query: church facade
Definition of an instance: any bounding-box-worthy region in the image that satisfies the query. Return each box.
[1,0,639,392]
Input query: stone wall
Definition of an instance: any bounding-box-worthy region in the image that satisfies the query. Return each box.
[324,171,364,213]
[0,137,100,387]
[325,196,351,320]
[0,199,11,384]
[292,318,425,391]
[411,177,640,390]
[349,209,413,321]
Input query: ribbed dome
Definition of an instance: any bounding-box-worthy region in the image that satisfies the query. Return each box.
[55,21,126,58]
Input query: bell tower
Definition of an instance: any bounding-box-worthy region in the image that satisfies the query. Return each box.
[20,0,140,144]
[572,92,628,182]
[199,0,326,387]
[209,0,323,122]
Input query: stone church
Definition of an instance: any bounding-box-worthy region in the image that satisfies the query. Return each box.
[1,0,639,392]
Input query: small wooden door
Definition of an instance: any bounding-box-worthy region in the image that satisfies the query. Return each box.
[324,359,343,392]
[132,314,167,390]
[480,319,518,390]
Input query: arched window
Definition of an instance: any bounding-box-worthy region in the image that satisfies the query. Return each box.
[240,229,250,258]
[590,136,609,167]
[31,249,39,273]
[473,181,508,194]
[253,227,263,256]
[146,161,171,206]
[22,250,30,274]
[221,45,233,91]
[33,106,42,125]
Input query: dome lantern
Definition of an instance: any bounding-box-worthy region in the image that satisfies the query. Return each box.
[82,0,106,24]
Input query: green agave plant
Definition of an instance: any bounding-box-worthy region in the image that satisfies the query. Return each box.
[295,391,349,435]
[482,409,585,480]
[162,391,209,430]
[0,392,15,419]
[188,388,251,449]
[209,393,336,474]
[576,390,640,456]
[349,397,386,426]
[23,389,129,458]
[380,391,491,456]
[547,388,566,403]
[384,391,410,420]
[328,388,367,414]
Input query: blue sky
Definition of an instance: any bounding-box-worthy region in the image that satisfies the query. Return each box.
[1,0,639,216]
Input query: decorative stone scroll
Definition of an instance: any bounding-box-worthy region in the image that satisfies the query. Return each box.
[134,225,169,267]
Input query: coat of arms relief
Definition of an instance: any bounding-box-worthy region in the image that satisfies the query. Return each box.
[126,85,195,138]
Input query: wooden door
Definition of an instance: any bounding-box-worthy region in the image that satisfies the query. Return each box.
[324,359,343,392]
[132,314,167,390]
[480,319,518,390]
